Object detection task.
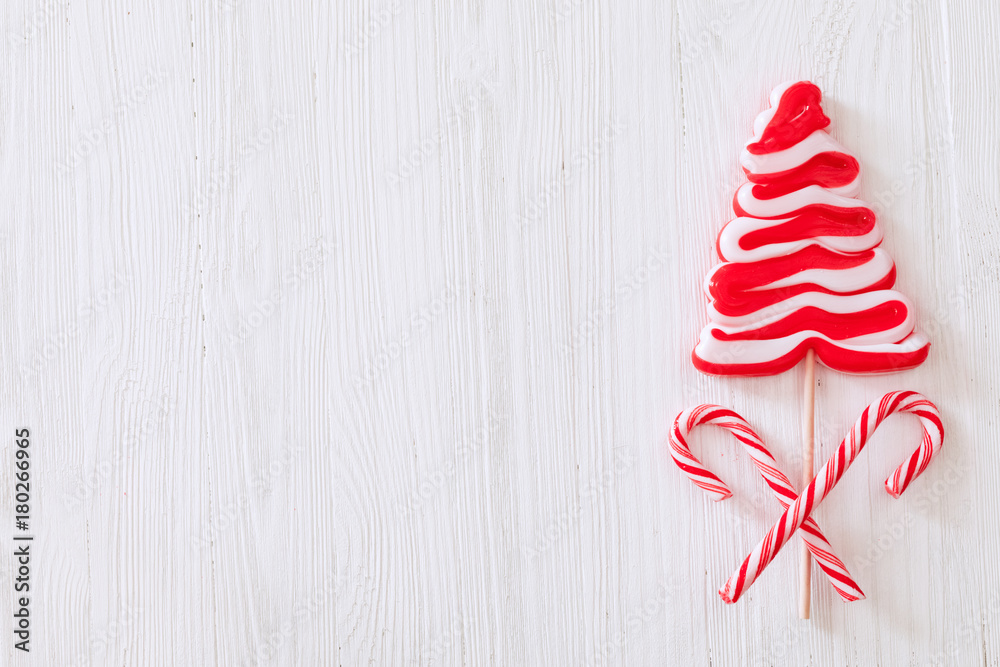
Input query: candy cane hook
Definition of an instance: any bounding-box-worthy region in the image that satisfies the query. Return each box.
[720,391,944,604]
[670,404,864,602]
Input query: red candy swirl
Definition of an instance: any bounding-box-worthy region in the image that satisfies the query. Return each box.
[693,81,930,376]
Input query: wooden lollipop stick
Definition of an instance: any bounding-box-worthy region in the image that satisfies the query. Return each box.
[800,349,816,619]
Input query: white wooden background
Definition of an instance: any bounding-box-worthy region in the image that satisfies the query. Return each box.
[1,0,998,665]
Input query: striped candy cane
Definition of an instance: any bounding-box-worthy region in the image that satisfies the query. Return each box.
[670,405,864,602]
[720,391,944,604]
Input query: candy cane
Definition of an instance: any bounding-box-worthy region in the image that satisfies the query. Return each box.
[720,391,944,604]
[670,404,864,602]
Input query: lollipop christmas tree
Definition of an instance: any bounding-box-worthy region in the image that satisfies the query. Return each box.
[689,81,930,617]
[693,81,929,376]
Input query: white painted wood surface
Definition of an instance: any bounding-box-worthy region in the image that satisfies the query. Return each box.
[1,0,998,664]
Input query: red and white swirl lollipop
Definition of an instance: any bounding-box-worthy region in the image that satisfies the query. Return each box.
[682,81,935,617]
[693,81,930,376]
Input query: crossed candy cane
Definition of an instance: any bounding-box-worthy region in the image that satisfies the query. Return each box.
[719,391,944,604]
[670,404,865,602]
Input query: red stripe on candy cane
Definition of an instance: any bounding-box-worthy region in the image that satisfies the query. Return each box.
[719,391,944,604]
[669,405,864,603]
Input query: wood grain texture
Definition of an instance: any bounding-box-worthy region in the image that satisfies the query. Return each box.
[1,0,998,664]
